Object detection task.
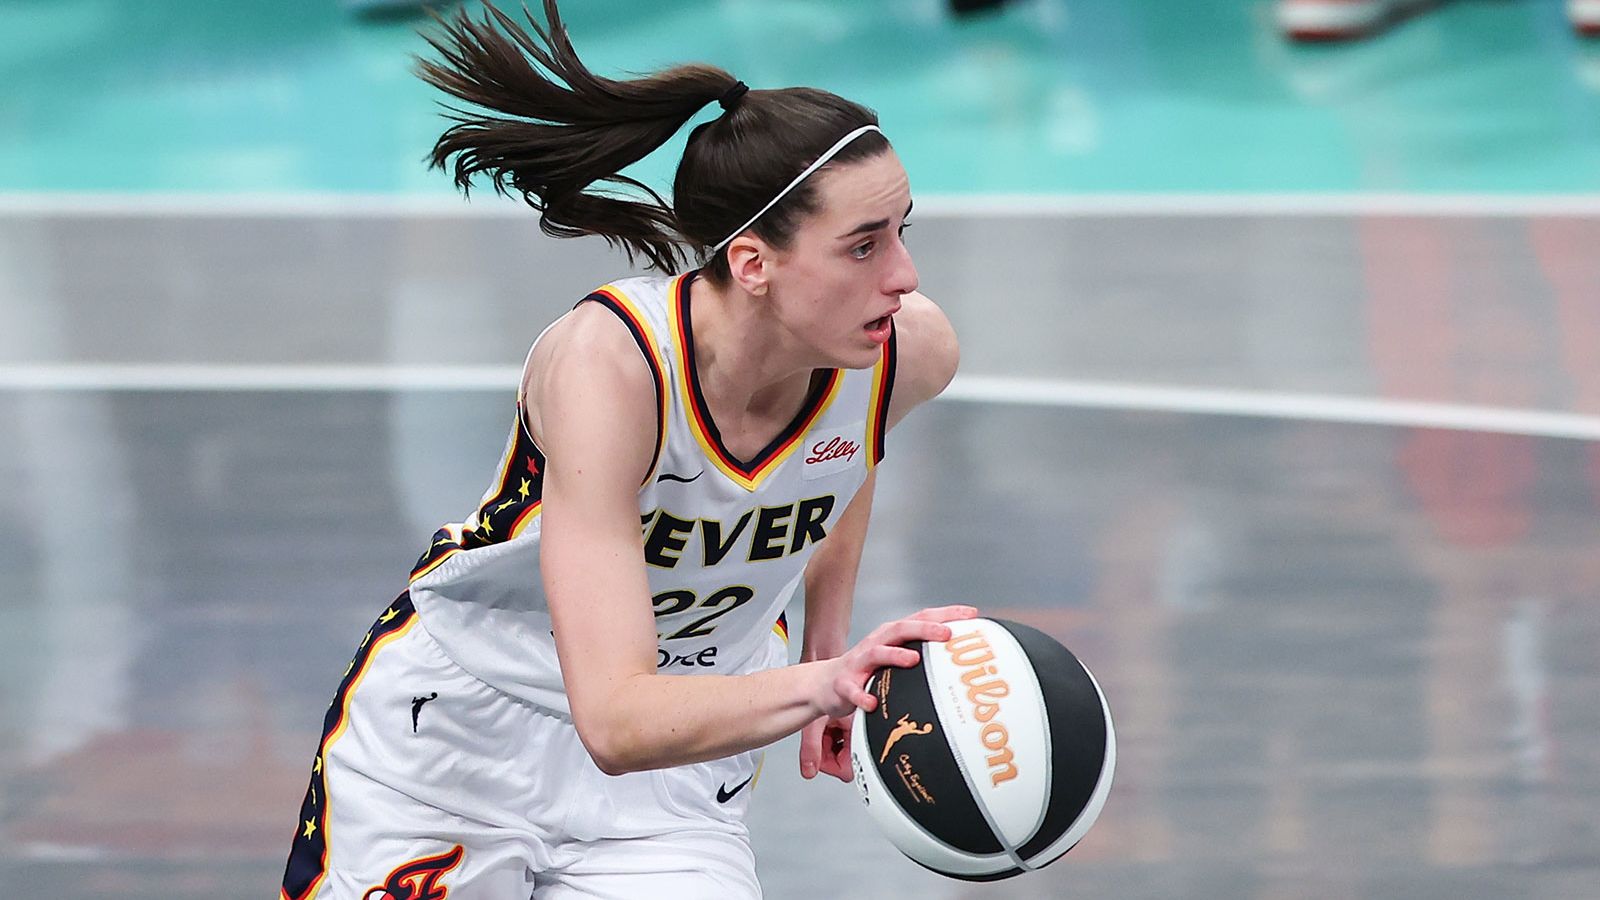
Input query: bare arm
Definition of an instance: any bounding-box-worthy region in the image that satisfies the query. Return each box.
[798,291,959,657]
[796,469,875,780]
[795,290,964,781]
[800,470,876,666]
[886,290,960,428]
[797,292,957,668]
[533,303,960,775]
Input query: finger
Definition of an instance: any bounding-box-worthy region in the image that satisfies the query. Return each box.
[799,719,822,780]
[820,738,848,780]
[909,604,979,623]
[830,716,859,781]
[823,753,851,782]
[831,672,877,714]
[868,645,921,670]
[830,717,853,760]
[818,725,850,780]
[872,617,957,648]
[831,750,855,783]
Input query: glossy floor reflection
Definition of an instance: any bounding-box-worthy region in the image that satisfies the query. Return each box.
[3,389,1598,898]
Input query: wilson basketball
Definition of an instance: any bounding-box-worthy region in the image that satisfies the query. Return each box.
[849,617,1115,881]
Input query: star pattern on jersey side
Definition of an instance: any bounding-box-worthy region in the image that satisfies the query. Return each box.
[495,498,517,514]
[313,756,323,775]
[378,607,399,624]
[519,478,531,499]
[525,456,539,475]
[303,818,318,840]
[480,517,494,537]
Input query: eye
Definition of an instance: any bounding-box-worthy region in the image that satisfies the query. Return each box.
[850,240,875,260]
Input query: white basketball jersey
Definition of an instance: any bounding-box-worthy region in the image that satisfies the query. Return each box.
[408,271,897,713]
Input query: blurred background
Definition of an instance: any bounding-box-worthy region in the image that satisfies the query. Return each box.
[3,0,1600,897]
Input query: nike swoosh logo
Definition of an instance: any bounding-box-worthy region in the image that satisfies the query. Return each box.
[656,471,703,484]
[716,775,754,803]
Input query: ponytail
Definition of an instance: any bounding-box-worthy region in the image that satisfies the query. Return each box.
[416,0,735,272]
[417,0,888,279]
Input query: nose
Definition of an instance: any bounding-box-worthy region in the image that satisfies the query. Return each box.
[884,233,919,296]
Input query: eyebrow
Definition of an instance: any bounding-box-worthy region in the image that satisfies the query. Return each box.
[837,200,915,241]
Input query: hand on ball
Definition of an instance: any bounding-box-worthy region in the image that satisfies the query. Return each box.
[800,605,978,781]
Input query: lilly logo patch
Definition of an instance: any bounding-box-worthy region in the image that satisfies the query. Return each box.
[802,428,863,479]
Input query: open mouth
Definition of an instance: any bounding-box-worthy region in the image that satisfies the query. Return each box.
[863,314,894,344]
[866,304,900,332]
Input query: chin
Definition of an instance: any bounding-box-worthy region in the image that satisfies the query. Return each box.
[839,345,883,370]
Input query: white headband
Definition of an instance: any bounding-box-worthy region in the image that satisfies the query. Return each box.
[711,124,884,254]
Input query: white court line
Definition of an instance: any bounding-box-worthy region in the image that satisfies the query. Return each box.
[919,193,1600,218]
[1,192,1600,218]
[2,364,1598,441]
[948,376,1600,442]
[0,364,523,391]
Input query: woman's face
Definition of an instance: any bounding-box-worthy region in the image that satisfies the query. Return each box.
[762,149,918,370]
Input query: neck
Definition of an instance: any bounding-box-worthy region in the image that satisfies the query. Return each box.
[687,274,818,422]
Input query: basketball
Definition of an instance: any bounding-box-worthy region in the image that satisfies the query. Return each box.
[849,617,1115,881]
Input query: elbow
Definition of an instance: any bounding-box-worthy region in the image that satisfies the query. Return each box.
[571,704,650,776]
[914,296,960,396]
[940,332,961,394]
[590,754,633,778]
[573,720,628,776]
[585,740,637,777]
[938,314,961,392]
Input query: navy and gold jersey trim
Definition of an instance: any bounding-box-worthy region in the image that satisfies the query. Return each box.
[581,285,670,484]
[281,593,419,900]
[410,408,546,583]
[866,320,897,468]
[670,270,844,491]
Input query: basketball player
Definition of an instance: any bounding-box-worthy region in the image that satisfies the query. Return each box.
[281,2,974,897]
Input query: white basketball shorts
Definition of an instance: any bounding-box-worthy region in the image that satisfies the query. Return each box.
[281,593,785,900]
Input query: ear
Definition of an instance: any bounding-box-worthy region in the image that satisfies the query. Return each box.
[725,235,771,297]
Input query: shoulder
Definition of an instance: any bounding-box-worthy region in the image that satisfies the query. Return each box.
[523,299,659,476]
[886,291,959,428]
[527,300,657,404]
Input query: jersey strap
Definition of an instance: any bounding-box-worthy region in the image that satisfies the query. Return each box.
[582,283,670,484]
[865,318,897,468]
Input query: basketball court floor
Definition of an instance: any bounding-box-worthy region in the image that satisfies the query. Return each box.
[4,1,1600,898]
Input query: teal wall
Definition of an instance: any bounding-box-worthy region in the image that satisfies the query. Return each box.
[4,0,1599,194]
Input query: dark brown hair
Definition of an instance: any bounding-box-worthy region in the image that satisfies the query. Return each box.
[417,0,887,277]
